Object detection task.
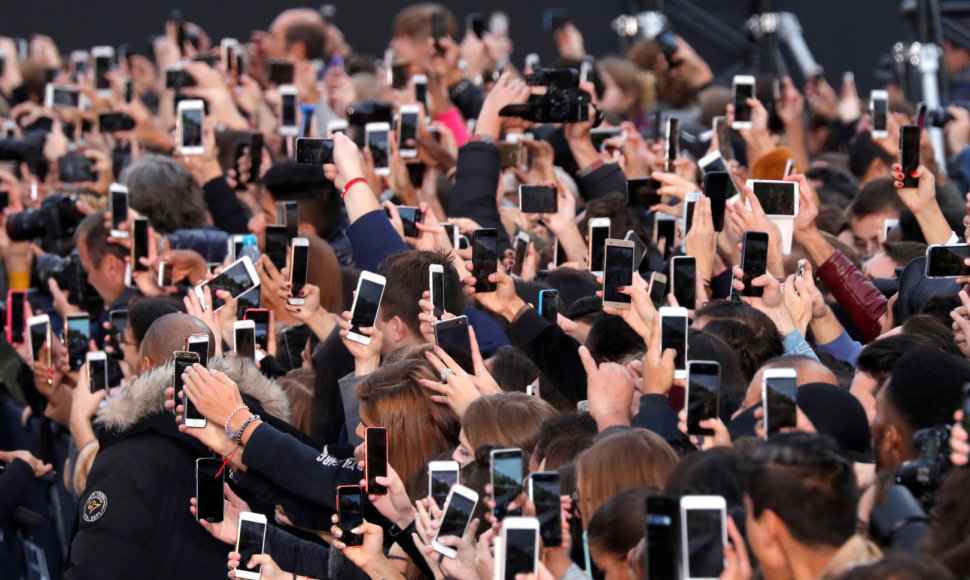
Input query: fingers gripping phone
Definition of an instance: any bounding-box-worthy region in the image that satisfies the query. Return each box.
[739,231,769,298]
[659,306,689,380]
[337,486,365,547]
[234,512,268,580]
[348,272,387,344]
[287,238,310,305]
[899,125,921,188]
[433,316,473,370]
[365,426,388,495]
[432,484,479,558]
[472,229,499,293]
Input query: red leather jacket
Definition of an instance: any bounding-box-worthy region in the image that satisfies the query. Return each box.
[817,251,887,342]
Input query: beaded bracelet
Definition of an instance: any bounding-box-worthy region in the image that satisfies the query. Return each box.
[224,405,250,437]
[233,414,260,446]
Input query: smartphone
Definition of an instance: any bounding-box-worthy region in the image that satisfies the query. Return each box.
[294,138,334,164]
[412,74,429,108]
[327,119,349,137]
[587,218,611,277]
[702,172,730,232]
[883,218,899,242]
[739,231,770,298]
[248,133,264,184]
[397,206,423,238]
[512,231,530,278]
[655,214,677,259]
[433,316,472,368]
[433,484,480,558]
[173,350,201,419]
[680,495,727,579]
[713,116,733,161]
[538,289,559,324]
[365,122,391,176]
[263,225,289,272]
[649,272,668,308]
[670,256,697,309]
[685,361,720,436]
[44,84,80,109]
[195,457,224,523]
[529,472,562,548]
[624,230,648,270]
[962,383,970,432]
[266,59,294,84]
[500,517,540,580]
[390,61,409,90]
[234,512,268,580]
[602,239,634,309]
[336,485,365,547]
[519,185,558,214]
[109,183,129,238]
[193,256,261,311]
[98,112,135,133]
[157,261,174,288]
[398,105,420,159]
[472,229,499,293]
[870,90,889,139]
[659,306,689,380]
[287,238,310,305]
[348,271,387,344]
[365,427,388,495]
[429,264,446,317]
[698,151,730,176]
[279,85,298,136]
[491,448,523,521]
[683,192,701,236]
[428,460,460,507]
[87,351,108,393]
[164,66,196,90]
[664,116,680,173]
[590,127,622,152]
[925,244,970,278]
[59,156,95,182]
[276,200,299,238]
[109,310,127,360]
[123,77,134,103]
[646,496,682,580]
[186,334,209,367]
[747,179,798,217]
[66,313,90,371]
[233,320,256,359]
[732,76,755,129]
[239,310,269,350]
[762,368,798,439]
[899,125,920,188]
[175,99,205,155]
[468,12,488,37]
[627,177,662,209]
[130,217,149,273]
[6,290,25,344]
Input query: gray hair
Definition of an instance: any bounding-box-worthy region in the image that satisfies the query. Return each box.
[120,155,207,234]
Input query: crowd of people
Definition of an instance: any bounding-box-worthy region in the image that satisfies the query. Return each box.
[1,3,970,580]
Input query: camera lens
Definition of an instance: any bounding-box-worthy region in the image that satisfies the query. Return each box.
[6,209,45,242]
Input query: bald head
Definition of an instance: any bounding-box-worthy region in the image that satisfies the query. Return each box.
[268,9,327,61]
[139,313,214,370]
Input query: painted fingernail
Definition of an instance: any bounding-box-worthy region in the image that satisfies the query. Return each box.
[425,351,433,358]
[433,344,441,352]
[912,171,919,177]
[296,308,302,312]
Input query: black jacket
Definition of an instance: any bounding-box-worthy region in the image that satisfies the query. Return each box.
[450,142,512,251]
[507,308,586,404]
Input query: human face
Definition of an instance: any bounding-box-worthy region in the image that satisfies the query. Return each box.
[849,212,896,258]
[589,544,629,580]
[121,325,141,374]
[247,189,277,250]
[598,70,633,116]
[389,36,429,69]
[850,371,879,423]
[77,234,124,306]
[452,429,473,466]
[863,252,898,280]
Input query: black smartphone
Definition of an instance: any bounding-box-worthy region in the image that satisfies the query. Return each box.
[703,172,730,232]
[268,60,294,85]
[28,318,48,363]
[109,310,127,360]
[131,218,149,272]
[664,117,680,173]
[263,225,289,272]
[98,112,135,133]
[337,486,365,546]
[602,241,634,307]
[512,232,529,278]
[900,125,920,188]
[196,457,225,522]
[365,427,388,495]
[397,206,423,238]
[244,309,270,348]
[430,265,445,317]
[288,238,310,301]
[627,178,662,209]
[740,231,769,298]
[670,256,697,309]
[763,369,798,438]
[66,313,90,371]
[649,273,668,308]
[431,11,449,48]
[519,185,558,214]
[472,229,499,293]
[733,77,754,125]
[349,274,386,340]
[491,448,523,521]
[7,290,26,344]
[683,196,698,237]
[655,216,676,260]
[249,133,264,184]
[645,496,681,580]
[173,350,200,417]
[530,472,562,548]
[686,361,720,436]
[59,156,95,182]
[434,316,473,370]
[539,289,559,324]
[295,138,334,164]
[660,309,688,377]
[165,67,196,89]
[925,244,970,278]
[467,12,488,38]
[962,383,970,432]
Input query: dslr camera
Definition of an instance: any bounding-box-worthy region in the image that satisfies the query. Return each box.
[35,249,101,309]
[499,68,597,125]
[6,193,84,249]
[894,426,950,506]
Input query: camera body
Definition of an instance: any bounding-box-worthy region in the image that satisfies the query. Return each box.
[36,250,102,309]
[894,426,950,506]
[499,68,594,124]
[6,194,84,244]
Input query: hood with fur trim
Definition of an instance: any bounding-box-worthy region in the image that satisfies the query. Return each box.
[95,357,291,433]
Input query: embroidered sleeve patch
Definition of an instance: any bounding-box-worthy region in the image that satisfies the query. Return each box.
[83,491,108,522]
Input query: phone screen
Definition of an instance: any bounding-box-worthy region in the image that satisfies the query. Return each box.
[111,188,128,232]
[351,277,385,336]
[661,315,687,373]
[672,258,697,309]
[289,243,309,295]
[589,225,610,273]
[109,311,127,359]
[539,290,559,324]
[130,219,149,272]
[872,98,888,132]
[512,236,528,278]
[175,352,203,419]
[67,315,90,371]
[684,199,698,236]
[927,245,970,277]
[415,80,428,107]
[366,428,388,494]
[438,491,476,539]
[685,508,724,577]
[628,178,662,208]
[237,518,266,574]
[765,375,798,435]
[269,61,294,85]
[235,326,255,359]
[399,112,419,149]
[245,310,270,348]
[281,93,297,127]
[264,225,289,272]
[665,117,680,170]
[430,468,458,507]
[59,157,95,182]
[520,185,558,214]
[368,129,390,170]
[740,233,769,298]
[504,528,537,579]
[734,81,754,122]
[472,229,499,293]
[687,363,719,435]
[430,269,445,316]
[88,357,107,392]
[9,292,25,343]
[703,172,729,231]
[492,452,523,520]
[656,218,676,259]
[397,206,422,238]
[435,317,472,370]
[29,321,48,362]
[295,138,334,164]
[181,108,203,148]
[650,275,668,308]
[701,154,730,175]
[900,125,920,188]
[603,244,633,304]
[53,87,79,108]
[646,497,679,580]
[753,182,796,216]
[187,338,209,368]
[204,259,258,310]
[196,458,224,522]
[532,475,562,547]
[338,487,364,546]
[95,56,111,90]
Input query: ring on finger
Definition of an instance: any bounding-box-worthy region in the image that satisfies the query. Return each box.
[440,368,454,381]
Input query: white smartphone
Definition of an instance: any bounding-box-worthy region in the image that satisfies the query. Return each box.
[193,256,261,311]
[279,85,299,136]
[233,320,256,359]
[327,119,349,137]
[228,234,245,261]
[602,239,635,309]
[745,179,798,217]
[398,104,420,159]
[870,89,889,139]
[412,74,429,108]
[731,75,755,130]
[187,334,210,367]
[659,306,689,380]
[498,517,540,580]
[432,484,480,559]
[157,261,174,288]
[697,151,730,176]
[683,192,702,234]
[347,271,387,344]
[365,122,391,176]
[44,83,80,109]
[429,264,445,316]
[92,46,114,98]
[234,512,268,580]
[86,351,108,393]
[883,218,898,243]
[287,237,310,305]
[587,217,612,277]
[109,183,129,239]
[762,368,798,439]
[427,460,460,507]
[27,314,51,364]
[176,99,205,155]
[680,495,727,580]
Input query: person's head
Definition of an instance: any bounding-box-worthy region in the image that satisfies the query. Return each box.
[75,211,129,306]
[693,303,785,382]
[852,334,924,422]
[742,355,838,410]
[584,313,646,363]
[390,4,456,67]
[530,412,598,472]
[578,193,647,246]
[805,165,860,209]
[376,250,463,355]
[687,331,749,418]
[485,346,539,393]
[355,358,461,495]
[665,446,749,514]
[872,348,970,470]
[576,428,679,528]
[928,467,970,577]
[138,313,214,375]
[745,433,858,580]
[455,392,557,467]
[863,241,926,280]
[944,39,970,74]
[587,487,658,580]
[120,155,207,234]
[596,57,650,117]
[267,8,328,61]
[277,368,316,435]
[835,551,955,580]
[845,178,905,258]
[257,161,342,240]
[121,296,186,372]
[848,132,895,187]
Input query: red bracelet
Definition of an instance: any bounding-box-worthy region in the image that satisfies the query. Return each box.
[216,445,239,477]
[341,177,366,198]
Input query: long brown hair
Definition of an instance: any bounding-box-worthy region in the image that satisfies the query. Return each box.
[356,359,461,496]
[462,393,557,457]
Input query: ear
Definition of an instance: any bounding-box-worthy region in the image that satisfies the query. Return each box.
[762,508,788,548]
[290,41,307,61]
[880,423,905,465]
[388,315,410,344]
[139,356,154,374]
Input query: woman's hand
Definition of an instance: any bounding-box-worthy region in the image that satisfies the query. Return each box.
[190,482,249,545]
[181,365,245,427]
[338,311,384,376]
[359,464,415,529]
[228,552,290,580]
[422,345,486,416]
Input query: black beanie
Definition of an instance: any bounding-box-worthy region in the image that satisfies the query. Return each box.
[887,347,970,433]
